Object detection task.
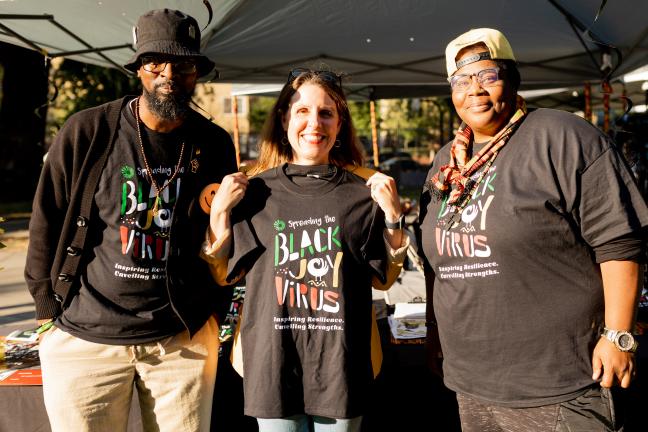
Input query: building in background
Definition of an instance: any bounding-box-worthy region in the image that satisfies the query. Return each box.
[194,83,257,162]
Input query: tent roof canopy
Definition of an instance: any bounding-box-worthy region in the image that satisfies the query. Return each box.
[1,0,647,99]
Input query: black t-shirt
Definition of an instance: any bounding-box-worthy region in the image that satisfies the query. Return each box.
[419,108,648,407]
[58,101,194,343]
[227,164,387,419]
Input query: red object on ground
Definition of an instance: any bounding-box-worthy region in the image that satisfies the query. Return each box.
[0,369,42,386]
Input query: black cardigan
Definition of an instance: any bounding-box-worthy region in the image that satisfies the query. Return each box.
[25,96,237,336]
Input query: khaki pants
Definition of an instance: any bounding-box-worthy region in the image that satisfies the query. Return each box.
[39,316,219,432]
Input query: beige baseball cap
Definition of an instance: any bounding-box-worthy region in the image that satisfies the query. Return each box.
[445,28,516,77]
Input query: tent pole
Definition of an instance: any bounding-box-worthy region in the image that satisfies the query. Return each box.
[584,82,592,123]
[602,81,611,133]
[49,44,132,58]
[0,21,47,55]
[437,100,444,145]
[231,94,241,167]
[370,88,379,168]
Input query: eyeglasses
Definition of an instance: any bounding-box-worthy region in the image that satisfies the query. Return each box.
[287,68,343,88]
[448,67,501,92]
[141,56,198,75]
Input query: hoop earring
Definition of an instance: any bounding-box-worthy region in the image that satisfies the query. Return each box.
[281,135,289,147]
[334,139,341,148]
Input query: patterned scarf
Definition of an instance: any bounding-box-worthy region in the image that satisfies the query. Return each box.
[429,95,527,209]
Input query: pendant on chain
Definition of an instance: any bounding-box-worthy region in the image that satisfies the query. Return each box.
[134,97,185,218]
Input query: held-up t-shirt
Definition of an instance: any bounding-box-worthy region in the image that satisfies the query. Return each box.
[226,163,387,419]
[419,108,648,407]
[58,103,193,343]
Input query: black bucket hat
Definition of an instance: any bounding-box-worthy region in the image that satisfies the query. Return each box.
[124,9,216,77]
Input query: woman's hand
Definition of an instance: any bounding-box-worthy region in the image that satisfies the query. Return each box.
[593,260,641,388]
[592,337,635,388]
[366,172,403,249]
[366,172,401,222]
[210,173,248,215]
[209,172,248,243]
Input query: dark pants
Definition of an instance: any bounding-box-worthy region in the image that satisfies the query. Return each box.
[456,386,622,432]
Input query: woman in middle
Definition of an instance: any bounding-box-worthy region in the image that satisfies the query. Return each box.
[201,68,408,432]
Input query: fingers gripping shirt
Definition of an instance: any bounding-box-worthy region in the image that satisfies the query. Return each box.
[221,165,389,419]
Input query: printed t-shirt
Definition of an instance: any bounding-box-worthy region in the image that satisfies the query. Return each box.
[419,108,648,407]
[58,102,195,343]
[226,163,387,419]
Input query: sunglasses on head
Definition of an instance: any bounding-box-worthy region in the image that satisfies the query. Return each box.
[287,68,343,88]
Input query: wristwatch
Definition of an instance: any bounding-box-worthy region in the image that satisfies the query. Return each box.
[601,327,638,353]
[385,214,404,230]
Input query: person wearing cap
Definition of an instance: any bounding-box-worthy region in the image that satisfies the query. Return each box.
[25,9,237,432]
[418,28,648,431]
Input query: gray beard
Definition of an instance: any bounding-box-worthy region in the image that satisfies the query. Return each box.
[143,82,193,121]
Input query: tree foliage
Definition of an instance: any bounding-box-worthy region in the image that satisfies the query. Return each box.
[46,58,139,139]
[379,98,442,149]
[349,100,372,137]
[248,96,276,134]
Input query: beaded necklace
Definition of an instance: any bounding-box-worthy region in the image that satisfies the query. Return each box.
[134,97,185,216]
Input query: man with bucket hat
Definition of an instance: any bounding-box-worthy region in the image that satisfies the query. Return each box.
[25,8,237,431]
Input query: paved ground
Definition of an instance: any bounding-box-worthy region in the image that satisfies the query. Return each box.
[0,225,34,331]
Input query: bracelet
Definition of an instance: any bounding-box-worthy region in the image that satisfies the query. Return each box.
[385,214,404,230]
[36,320,54,334]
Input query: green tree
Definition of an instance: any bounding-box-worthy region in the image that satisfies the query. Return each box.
[349,100,372,136]
[248,96,276,134]
[380,98,442,152]
[46,58,139,138]
[348,100,375,157]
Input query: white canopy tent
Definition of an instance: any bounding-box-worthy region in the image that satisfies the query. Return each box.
[2,0,647,164]
[1,0,647,94]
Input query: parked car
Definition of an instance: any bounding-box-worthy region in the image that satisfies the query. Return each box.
[365,151,412,169]
[379,156,423,173]
[379,156,427,189]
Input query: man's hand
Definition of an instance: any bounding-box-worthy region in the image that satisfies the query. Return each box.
[592,336,635,388]
[36,319,54,341]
